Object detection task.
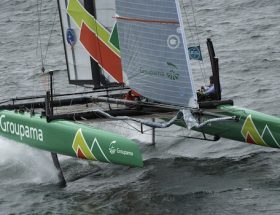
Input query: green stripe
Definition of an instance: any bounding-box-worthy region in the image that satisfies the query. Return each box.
[67,0,120,55]
[109,23,120,50]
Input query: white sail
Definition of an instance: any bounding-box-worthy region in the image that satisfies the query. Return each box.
[58,0,122,85]
[58,0,93,84]
[115,0,197,107]
[95,0,116,31]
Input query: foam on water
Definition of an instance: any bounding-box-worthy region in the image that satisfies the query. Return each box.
[0,136,59,185]
[0,0,280,214]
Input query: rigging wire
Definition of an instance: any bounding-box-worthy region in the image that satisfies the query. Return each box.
[33,0,45,112]
[182,0,207,84]
[35,0,60,95]
[189,0,201,45]
[36,0,44,68]
[42,6,59,65]
[189,0,208,84]
[36,0,47,95]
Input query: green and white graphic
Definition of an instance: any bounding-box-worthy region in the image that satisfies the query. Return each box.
[0,110,143,167]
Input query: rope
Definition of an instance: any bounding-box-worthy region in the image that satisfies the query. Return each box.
[35,1,59,96]
[36,0,44,67]
[189,0,201,45]
[34,0,45,112]
[43,6,58,65]
[182,0,207,84]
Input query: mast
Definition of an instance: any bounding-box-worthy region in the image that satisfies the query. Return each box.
[84,0,104,87]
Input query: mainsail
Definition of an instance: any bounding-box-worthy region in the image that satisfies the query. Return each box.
[58,0,123,85]
[115,0,197,107]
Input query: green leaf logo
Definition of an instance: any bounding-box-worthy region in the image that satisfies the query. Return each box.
[166,62,179,80]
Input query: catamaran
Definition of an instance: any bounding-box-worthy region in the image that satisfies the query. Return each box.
[0,0,279,186]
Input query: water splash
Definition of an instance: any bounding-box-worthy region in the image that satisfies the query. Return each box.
[0,136,59,185]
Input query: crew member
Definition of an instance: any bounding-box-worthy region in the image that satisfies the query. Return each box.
[197,76,217,101]
[124,90,140,101]
[124,90,141,109]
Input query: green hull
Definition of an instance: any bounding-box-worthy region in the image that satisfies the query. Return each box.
[1,105,279,168]
[0,110,143,167]
[188,105,280,148]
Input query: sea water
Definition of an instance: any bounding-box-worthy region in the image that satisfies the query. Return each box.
[0,0,279,214]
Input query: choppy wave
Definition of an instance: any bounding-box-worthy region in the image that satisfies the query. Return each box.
[0,0,280,214]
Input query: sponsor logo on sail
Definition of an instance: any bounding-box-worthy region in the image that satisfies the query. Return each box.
[66,28,77,46]
[167,35,180,49]
[166,62,179,80]
[0,114,43,142]
[140,67,165,78]
[139,62,180,81]
[188,46,203,61]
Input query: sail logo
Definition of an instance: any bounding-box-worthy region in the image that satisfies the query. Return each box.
[167,35,180,49]
[188,46,203,61]
[0,114,43,142]
[139,62,180,81]
[241,115,280,148]
[140,67,165,78]
[166,62,179,80]
[66,28,76,46]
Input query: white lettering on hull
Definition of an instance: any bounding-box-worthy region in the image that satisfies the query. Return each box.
[0,114,43,142]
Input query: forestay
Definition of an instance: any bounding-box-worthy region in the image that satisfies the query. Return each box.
[115,0,197,107]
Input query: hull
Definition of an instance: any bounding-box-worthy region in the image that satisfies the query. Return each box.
[0,110,143,167]
[1,105,279,168]
[190,105,280,148]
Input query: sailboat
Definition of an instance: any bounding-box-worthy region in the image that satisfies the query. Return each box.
[0,0,279,185]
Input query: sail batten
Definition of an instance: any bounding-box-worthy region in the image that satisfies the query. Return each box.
[116,16,179,25]
[116,0,197,107]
